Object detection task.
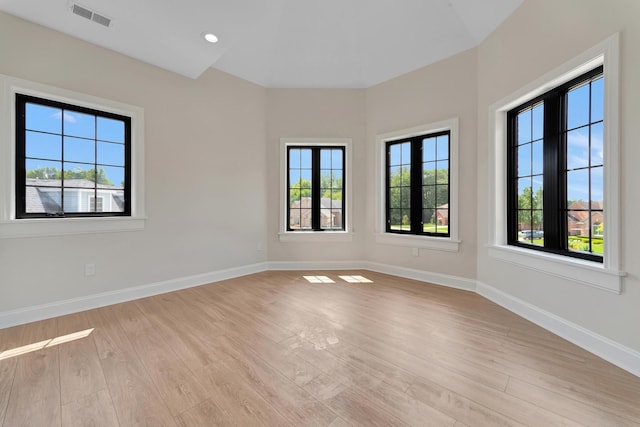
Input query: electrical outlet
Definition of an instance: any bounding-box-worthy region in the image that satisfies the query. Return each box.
[84,263,95,276]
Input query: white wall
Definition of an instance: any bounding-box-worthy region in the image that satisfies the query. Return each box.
[0,13,268,313]
[476,0,640,352]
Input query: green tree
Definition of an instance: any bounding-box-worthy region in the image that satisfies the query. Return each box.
[320,173,343,200]
[26,166,114,185]
[289,178,311,206]
[518,186,543,228]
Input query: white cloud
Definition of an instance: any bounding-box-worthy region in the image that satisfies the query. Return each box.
[52,111,77,124]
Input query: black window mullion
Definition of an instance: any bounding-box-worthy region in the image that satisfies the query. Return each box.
[506,110,519,244]
[311,148,321,230]
[15,98,27,217]
[543,93,562,250]
[410,138,422,234]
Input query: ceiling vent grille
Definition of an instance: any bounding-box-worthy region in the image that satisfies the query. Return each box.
[70,3,111,28]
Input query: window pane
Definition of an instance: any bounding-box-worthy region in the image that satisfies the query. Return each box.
[517,109,531,144]
[422,137,436,162]
[423,162,436,185]
[518,143,531,176]
[26,159,61,183]
[436,161,448,184]
[301,149,312,168]
[591,123,603,167]
[567,83,590,130]
[97,117,125,143]
[436,185,449,206]
[320,149,331,168]
[591,77,604,123]
[64,137,95,164]
[63,162,96,185]
[434,208,448,231]
[289,149,300,168]
[102,166,125,189]
[390,144,402,166]
[436,135,449,160]
[26,131,62,160]
[591,166,603,206]
[26,103,61,134]
[567,128,589,170]
[567,169,589,203]
[25,186,61,213]
[518,177,532,209]
[532,103,544,140]
[63,111,95,139]
[532,140,543,175]
[97,142,125,167]
[332,149,343,169]
[422,185,436,208]
[423,208,435,227]
[401,142,411,164]
[532,177,543,210]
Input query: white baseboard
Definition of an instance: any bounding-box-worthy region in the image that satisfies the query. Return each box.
[0,262,269,329]
[1,260,638,378]
[476,281,640,378]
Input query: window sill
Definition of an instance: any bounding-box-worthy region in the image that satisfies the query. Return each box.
[487,244,624,294]
[279,231,353,243]
[375,233,460,252]
[0,216,146,239]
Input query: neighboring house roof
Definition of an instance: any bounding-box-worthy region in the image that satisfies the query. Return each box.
[291,197,342,218]
[25,178,123,213]
[567,201,604,223]
[26,178,121,190]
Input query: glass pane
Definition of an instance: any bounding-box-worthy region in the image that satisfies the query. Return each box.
[517,109,531,144]
[591,77,604,123]
[63,111,95,139]
[25,186,61,213]
[566,128,589,170]
[532,103,544,140]
[591,166,603,206]
[320,170,331,191]
[289,149,300,168]
[591,123,603,167]
[400,188,410,208]
[434,208,448,231]
[299,208,312,229]
[97,117,125,143]
[98,142,125,166]
[532,140,543,175]
[389,209,402,230]
[436,135,449,160]
[26,131,62,160]
[64,137,95,164]
[423,208,435,228]
[422,185,435,208]
[300,149,312,168]
[517,210,532,240]
[289,170,301,185]
[401,142,411,164]
[390,144,401,166]
[26,103,62,134]
[532,210,544,243]
[332,170,343,185]
[389,187,400,209]
[567,83,589,130]
[332,149,343,169]
[423,162,436,185]
[102,166,125,189]
[436,161,448,184]
[26,159,61,183]
[301,169,312,183]
[320,149,331,168]
[326,208,342,229]
[518,143,531,176]
[591,212,604,255]
[436,185,449,206]
[422,137,436,162]
[518,177,532,209]
[532,176,543,210]
[63,162,96,185]
[110,190,125,213]
[567,169,589,203]
[389,166,402,186]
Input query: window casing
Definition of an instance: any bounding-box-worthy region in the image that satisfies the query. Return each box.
[386,131,450,237]
[507,67,603,262]
[287,146,345,232]
[15,94,131,219]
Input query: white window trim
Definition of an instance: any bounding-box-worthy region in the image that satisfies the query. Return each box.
[0,74,146,238]
[279,138,353,242]
[487,33,624,294]
[375,118,460,252]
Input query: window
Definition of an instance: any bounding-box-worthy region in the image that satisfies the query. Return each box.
[508,67,603,262]
[375,118,459,252]
[15,94,131,218]
[386,131,450,236]
[488,34,623,293]
[287,146,344,231]
[0,74,145,238]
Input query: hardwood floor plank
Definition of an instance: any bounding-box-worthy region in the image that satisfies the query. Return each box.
[2,319,61,427]
[57,311,108,406]
[175,398,229,427]
[61,389,119,427]
[0,325,20,426]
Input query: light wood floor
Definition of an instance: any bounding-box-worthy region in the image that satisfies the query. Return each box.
[1,270,639,426]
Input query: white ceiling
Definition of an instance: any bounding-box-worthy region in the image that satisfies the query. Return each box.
[0,0,523,88]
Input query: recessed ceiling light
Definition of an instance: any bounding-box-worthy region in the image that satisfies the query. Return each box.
[204,33,219,43]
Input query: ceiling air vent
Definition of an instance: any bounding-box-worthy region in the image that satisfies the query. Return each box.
[70,3,112,28]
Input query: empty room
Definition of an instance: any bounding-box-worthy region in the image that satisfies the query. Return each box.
[1,0,639,425]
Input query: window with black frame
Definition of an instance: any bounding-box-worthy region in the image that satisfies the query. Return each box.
[15,94,131,218]
[507,66,604,262]
[287,146,345,231]
[386,131,450,236]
